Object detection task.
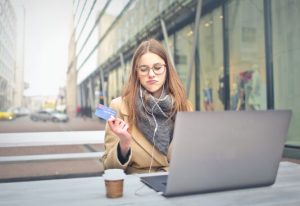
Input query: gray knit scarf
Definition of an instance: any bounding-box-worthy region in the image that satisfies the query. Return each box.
[136,86,174,155]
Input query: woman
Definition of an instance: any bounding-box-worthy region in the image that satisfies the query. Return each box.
[101,39,192,174]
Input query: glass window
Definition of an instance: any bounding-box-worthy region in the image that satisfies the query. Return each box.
[162,33,175,60]
[272,0,300,147]
[198,7,224,111]
[174,24,194,103]
[116,66,122,97]
[107,69,118,103]
[227,0,266,111]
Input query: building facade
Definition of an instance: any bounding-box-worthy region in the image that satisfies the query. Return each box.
[0,0,17,110]
[12,3,26,108]
[68,0,300,152]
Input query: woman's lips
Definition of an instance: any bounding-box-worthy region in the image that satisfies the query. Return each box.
[147,80,157,84]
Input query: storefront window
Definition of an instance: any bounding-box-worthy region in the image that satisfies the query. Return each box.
[227,0,266,111]
[174,24,194,103]
[117,65,125,97]
[198,8,224,111]
[107,69,117,103]
[272,0,300,146]
[162,34,175,62]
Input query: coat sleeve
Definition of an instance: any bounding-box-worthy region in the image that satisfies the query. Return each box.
[101,98,132,170]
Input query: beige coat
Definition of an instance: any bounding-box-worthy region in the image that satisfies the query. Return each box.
[101,97,192,174]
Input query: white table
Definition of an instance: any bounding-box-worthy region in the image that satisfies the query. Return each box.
[1,162,300,206]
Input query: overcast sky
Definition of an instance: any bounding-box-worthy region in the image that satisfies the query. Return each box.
[13,0,73,97]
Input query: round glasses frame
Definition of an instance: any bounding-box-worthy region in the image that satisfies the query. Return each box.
[137,64,166,76]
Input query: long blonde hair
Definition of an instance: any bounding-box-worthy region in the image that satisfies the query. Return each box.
[122,39,190,127]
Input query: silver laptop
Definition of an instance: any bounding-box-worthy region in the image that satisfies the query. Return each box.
[140,110,292,197]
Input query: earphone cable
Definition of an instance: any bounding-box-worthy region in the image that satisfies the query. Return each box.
[135,97,158,196]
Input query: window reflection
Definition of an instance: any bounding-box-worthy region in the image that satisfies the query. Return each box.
[227,0,267,111]
[198,8,224,111]
[272,0,300,147]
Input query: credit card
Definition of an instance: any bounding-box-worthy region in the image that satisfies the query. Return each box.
[95,104,117,121]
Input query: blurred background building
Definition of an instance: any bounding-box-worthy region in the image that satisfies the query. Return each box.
[1,0,31,114]
[67,0,300,148]
[1,0,69,116]
[0,0,17,110]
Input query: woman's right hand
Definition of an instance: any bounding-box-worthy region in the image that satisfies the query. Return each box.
[107,116,131,156]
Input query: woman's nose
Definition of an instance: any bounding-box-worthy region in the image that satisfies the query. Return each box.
[148,68,155,77]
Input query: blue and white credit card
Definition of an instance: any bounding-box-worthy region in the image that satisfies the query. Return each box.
[95,104,117,121]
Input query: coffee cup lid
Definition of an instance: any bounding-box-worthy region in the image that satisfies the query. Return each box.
[103,169,125,180]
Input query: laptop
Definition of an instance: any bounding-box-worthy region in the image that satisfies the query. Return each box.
[140,110,292,197]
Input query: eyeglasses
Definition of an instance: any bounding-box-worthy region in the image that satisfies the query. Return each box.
[137,63,166,76]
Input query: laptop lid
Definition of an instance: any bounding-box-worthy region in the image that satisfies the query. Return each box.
[142,110,292,197]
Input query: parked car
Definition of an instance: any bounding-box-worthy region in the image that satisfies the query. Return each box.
[7,107,30,117]
[51,111,69,122]
[0,111,16,120]
[30,110,69,122]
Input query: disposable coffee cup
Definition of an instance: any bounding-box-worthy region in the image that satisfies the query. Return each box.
[103,169,125,198]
